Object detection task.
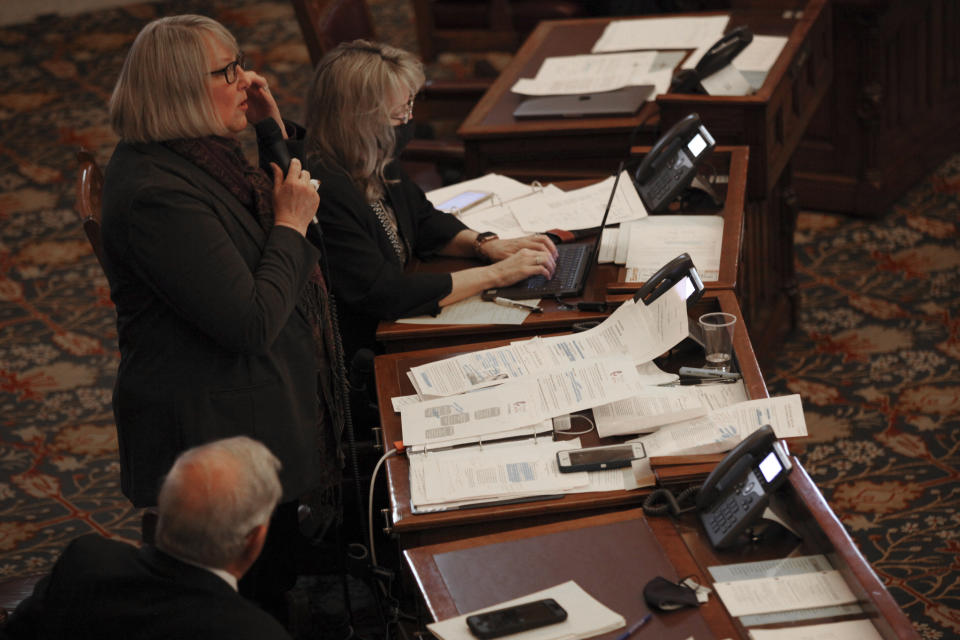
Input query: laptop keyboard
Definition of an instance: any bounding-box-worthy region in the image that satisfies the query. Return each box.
[519,243,590,294]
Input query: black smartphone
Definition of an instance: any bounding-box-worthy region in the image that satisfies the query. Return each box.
[466,598,568,639]
[556,443,646,473]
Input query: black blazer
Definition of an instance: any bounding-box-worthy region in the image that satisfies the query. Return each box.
[308,161,466,357]
[101,141,326,507]
[2,535,291,640]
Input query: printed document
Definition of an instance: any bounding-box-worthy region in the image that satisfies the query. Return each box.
[624,215,724,282]
[425,173,539,213]
[713,570,858,617]
[709,555,865,626]
[427,581,625,640]
[592,15,730,54]
[408,437,588,511]
[512,171,648,233]
[408,287,688,397]
[511,51,657,95]
[402,355,643,447]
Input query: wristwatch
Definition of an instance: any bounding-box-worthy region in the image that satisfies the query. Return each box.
[473,231,499,262]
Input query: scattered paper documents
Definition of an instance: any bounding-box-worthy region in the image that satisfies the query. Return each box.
[713,570,858,617]
[512,171,648,233]
[748,619,883,640]
[408,437,588,511]
[511,51,657,95]
[427,581,625,640]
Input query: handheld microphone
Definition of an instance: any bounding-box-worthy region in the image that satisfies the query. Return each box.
[254,118,320,226]
[254,118,292,175]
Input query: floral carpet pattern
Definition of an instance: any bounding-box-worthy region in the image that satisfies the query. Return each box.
[0,0,957,638]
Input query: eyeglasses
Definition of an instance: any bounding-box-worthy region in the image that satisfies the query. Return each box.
[390,95,415,124]
[210,53,246,84]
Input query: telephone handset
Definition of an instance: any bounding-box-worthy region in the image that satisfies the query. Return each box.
[632,113,715,213]
[697,425,793,548]
[633,252,705,308]
[671,26,754,94]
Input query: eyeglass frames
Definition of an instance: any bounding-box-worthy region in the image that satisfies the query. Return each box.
[390,95,415,124]
[210,53,246,84]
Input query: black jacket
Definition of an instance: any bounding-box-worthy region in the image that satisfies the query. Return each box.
[308,161,466,357]
[101,140,326,507]
[2,535,291,640]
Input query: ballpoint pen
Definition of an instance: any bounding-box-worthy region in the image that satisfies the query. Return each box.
[677,366,741,380]
[492,296,543,313]
[657,377,737,387]
[615,613,652,640]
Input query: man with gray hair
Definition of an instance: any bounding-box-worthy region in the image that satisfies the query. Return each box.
[2,436,293,639]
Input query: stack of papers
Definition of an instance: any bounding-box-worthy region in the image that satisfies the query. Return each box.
[425,172,647,239]
[427,581,625,640]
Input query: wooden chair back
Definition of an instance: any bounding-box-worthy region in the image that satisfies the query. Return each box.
[291,0,377,66]
[75,148,105,270]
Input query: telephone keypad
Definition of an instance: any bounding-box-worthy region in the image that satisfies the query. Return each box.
[702,470,768,548]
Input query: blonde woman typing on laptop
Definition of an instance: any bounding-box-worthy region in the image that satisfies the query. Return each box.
[303,40,557,359]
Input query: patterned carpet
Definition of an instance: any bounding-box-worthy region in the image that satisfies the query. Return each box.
[0,1,957,638]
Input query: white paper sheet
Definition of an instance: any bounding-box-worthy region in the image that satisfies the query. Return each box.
[592,15,730,54]
[409,437,588,509]
[425,173,539,213]
[511,51,657,95]
[427,581,625,640]
[713,570,858,617]
[700,63,753,96]
[623,215,724,281]
[403,355,643,447]
[512,171,648,233]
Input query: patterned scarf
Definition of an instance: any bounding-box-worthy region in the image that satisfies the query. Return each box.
[163,136,346,500]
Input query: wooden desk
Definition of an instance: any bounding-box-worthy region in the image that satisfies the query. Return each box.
[374,291,765,547]
[376,147,747,354]
[457,0,833,367]
[405,463,918,638]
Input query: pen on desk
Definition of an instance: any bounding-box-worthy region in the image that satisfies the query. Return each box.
[677,366,742,380]
[615,613,652,640]
[658,377,737,387]
[492,296,543,313]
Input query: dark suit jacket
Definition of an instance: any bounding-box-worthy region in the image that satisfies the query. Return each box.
[1,535,291,640]
[308,161,466,357]
[101,140,326,507]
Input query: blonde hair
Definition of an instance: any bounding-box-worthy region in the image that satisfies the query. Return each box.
[109,15,239,142]
[304,40,425,201]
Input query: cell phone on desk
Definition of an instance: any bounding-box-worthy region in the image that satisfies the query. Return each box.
[436,190,493,214]
[697,424,793,548]
[466,599,567,639]
[557,442,646,473]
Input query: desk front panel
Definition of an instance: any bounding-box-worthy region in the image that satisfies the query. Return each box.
[374,291,766,546]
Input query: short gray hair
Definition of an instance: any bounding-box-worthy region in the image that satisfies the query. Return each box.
[305,39,425,201]
[155,436,282,569]
[109,14,239,142]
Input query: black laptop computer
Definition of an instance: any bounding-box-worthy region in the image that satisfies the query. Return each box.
[482,165,623,301]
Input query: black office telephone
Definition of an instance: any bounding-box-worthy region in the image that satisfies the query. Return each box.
[697,425,793,549]
[633,252,705,308]
[671,25,754,95]
[632,113,715,213]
